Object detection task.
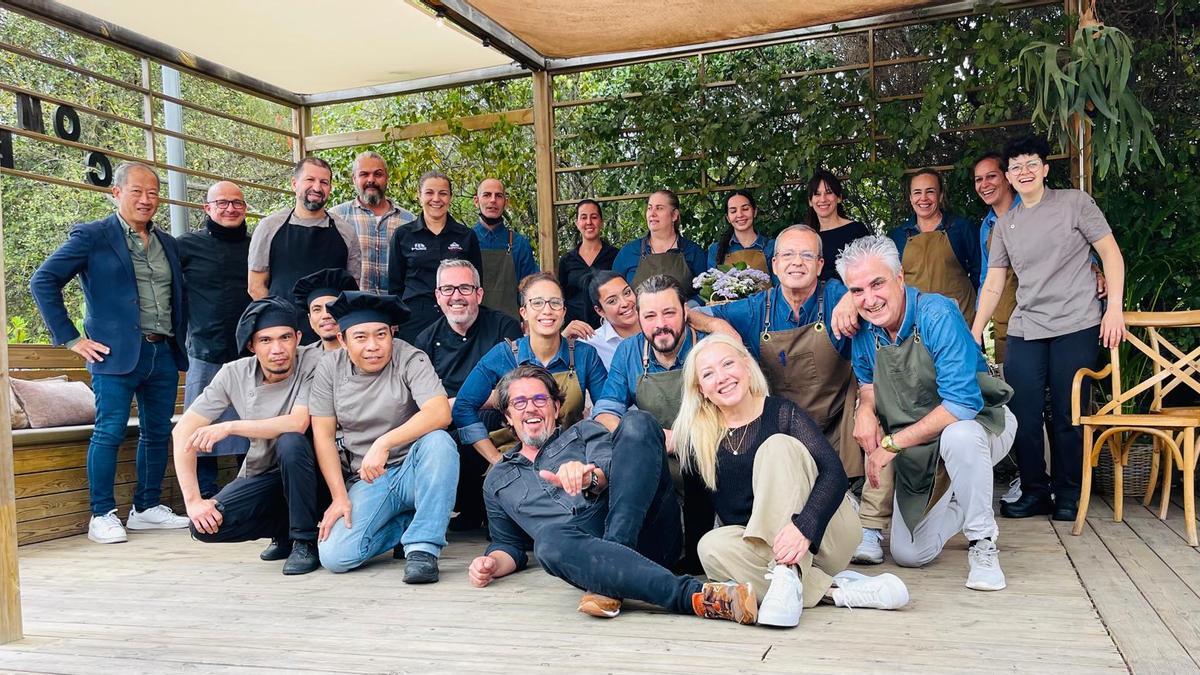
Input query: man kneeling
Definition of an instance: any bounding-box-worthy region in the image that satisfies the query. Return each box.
[468,365,760,625]
[173,296,325,574]
[310,292,459,581]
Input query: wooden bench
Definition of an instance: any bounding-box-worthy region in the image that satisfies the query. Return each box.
[9,344,237,545]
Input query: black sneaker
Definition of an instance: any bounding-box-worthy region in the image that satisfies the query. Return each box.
[999,492,1053,518]
[403,551,440,584]
[1052,495,1080,522]
[282,540,320,575]
[260,538,290,561]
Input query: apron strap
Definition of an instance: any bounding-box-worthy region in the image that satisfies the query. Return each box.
[507,228,513,254]
[506,338,519,361]
[641,336,650,374]
[761,291,773,339]
[874,291,923,348]
[567,338,576,373]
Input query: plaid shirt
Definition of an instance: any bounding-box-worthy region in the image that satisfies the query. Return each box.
[330,198,416,294]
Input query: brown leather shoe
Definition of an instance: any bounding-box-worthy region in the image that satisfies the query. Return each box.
[578,592,622,618]
[692,581,758,625]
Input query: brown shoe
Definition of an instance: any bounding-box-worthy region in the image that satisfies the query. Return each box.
[578,592,622,618]
[692,581,758,625]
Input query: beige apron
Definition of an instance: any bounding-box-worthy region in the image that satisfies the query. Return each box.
[721,247,769,275]
[756,286,862,477]
[634,329,695,493]
[631,237,693,291]
[985,227,1020,363]
[488,339,585,453]
[902,229,977,326]
[480,228,520,320]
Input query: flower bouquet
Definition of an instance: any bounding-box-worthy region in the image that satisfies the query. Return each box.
[694,262,771,305]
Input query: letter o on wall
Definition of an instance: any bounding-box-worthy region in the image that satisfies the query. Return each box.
[85,151,113,187]
[54,105,81,141]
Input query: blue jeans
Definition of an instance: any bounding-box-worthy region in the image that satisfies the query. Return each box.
[183,356,249,497]
[318,430,459,573]
[88,339,181,515]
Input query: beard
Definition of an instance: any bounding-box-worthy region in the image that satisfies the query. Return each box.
[649,325,683,355]
[446,304,479,328]
[358,183,385,206]
[517,427,554,449]
[302,189,328,211]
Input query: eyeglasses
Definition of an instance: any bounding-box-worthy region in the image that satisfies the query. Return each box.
[526,297,565,311]
[509,394,552,411]
[436,284,479,296]
[1007,160,1043,175]
[775,250,821,263]
[206,199,247,210]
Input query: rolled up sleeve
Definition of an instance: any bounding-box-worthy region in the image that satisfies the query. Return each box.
[923,302,984,420]
[451,342,512,444]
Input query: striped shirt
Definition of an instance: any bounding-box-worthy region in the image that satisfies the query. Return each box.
[330,198,416,294]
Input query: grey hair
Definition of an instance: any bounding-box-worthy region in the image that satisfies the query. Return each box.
[350,151,386,176]
[835,234,901,280]
[774,223,823,257]
[436,258,481,287]
[113,161,160,188]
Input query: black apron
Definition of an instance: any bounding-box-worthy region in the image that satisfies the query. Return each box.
[631,236,694,292]
[480,227,520,320]
[268,210,349,342]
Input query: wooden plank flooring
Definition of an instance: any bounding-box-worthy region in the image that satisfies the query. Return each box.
[0,511,1129,674]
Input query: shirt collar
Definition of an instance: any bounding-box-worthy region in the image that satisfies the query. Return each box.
[983,193,1022,224]
[353,198,399,216]
[595,320,621,343]
[865,285,920,346]
[731,233,769,251]
[902,213,949,235]
[116,212,154,237]
[517,336,572,369]
[772,284,820,324]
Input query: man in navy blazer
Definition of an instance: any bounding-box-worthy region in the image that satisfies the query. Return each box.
[30,161,192,544]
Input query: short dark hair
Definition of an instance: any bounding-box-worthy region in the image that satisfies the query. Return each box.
[805,169,850,228]
[292,157,332,180]
[1002,134,1052,168]
[575,199,603,219]
[635,274,687,311]
[517,272,561,306]
[496,365,566,413]
[588,270,627,309]
[418,170,452,193]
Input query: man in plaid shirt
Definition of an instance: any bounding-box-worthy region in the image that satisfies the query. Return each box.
[330,151,415,294]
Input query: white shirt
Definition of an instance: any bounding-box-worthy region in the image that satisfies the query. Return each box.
[583,320,625,370]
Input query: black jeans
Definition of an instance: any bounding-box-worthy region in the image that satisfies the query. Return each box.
[1005,324,1101,501]
[192,432,327,543]
[533,411,703,615]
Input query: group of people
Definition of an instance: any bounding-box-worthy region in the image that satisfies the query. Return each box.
[28,132,1127,629]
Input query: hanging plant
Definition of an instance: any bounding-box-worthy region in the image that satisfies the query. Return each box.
[1017,1,1164,179]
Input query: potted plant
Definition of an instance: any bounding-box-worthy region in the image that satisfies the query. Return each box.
[693,262,771,305]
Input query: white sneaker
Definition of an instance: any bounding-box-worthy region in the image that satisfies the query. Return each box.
[966,539,1007,591]
[88,509,127,544]
[1000,477,1022,504]
[830,570,909,610]
[126,504,190,530]
[852,527,884,564]
[757,564,803,628]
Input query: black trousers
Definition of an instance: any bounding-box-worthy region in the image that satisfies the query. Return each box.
[192,432,327,543]
[1005,324,1101,501]
[533,411,702,615]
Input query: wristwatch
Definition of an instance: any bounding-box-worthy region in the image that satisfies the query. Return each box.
[880,434,904,454]
[583,471,602,498]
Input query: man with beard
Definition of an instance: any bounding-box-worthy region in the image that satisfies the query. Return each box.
[414,259,521,530]
[472,178,538,319]
[177,181,254,498]
[469,365,759,625]
[292,268,359,353]
[331,152,415,295]
[173,296,325,575]
[248,157,361,343]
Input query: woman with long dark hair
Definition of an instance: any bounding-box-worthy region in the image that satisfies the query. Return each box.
[805,170,870,281]
[708,190,773,275]
[558,199,619,329]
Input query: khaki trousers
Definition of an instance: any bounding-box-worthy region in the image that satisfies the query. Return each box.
[697,434,860,608]
[859,461,894,530]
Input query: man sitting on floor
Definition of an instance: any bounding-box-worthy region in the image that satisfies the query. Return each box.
[310,291,459,581]
[173,296,325,575]
[468,365,760,625]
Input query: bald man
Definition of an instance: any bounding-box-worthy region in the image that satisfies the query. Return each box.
[472,178,538,319]
[177,181,254,497]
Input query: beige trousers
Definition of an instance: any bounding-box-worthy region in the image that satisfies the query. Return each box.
[697,434,861,608]
[859,461,894,530]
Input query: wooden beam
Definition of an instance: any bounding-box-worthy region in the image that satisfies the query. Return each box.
[304,109,534,152]
[532,72,556,272]
[0,186,24,644]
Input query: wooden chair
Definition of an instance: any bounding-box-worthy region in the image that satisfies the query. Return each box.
[1072,310,1200,546]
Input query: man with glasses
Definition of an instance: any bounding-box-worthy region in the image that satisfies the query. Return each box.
[330,152,415,295]
[414,259,521,529]
[472,178,538,319]
[177,181,255,498]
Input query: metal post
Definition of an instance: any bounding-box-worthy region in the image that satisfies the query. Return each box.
[0,185,24,645]
[161,66,188,235]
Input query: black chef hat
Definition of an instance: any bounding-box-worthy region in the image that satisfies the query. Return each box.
[326,291,410,332]
[291,268,359,309]
[235,296,300,354]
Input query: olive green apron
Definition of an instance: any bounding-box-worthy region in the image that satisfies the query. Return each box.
[757,285,862,477]
[488,339,585,453]
[634,329,695,492]
[902,229,977,326]
[631,237,693,291]
[985,227,1020,363]
[480,228,520,320]
[722,247,769,275]
[872,296,1012,532]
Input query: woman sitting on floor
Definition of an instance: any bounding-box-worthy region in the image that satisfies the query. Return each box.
[673,333,910,627]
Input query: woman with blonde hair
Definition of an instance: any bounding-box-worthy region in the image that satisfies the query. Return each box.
[674,334,908,627]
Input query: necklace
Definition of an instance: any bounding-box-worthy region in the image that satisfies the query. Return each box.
[725,422,753,455]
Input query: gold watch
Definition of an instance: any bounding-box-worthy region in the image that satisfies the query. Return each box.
[880,434,903,454]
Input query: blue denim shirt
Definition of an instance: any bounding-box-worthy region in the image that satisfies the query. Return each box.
[887,213,981,289]
[483,420,614,570]
[612,235,708,298]
[591,329,704,420]
[850,286,986,421]
[706,282,851,360]
[451,336,607,445]
[978,194,1021,292]
[473,220,540,283]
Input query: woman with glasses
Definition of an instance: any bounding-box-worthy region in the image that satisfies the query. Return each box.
[972,135,1126,522]
[558,199,619,330]
[805,170,870,282]
[708,190,774,276]
[451,272,609,465]
[886,168,981,324]
[612,190,707,302]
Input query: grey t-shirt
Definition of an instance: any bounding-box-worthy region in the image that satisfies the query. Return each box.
[988,188,1111,340]
[308,339,446,477]
[247,207,362,282]
[187,344,323,478]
